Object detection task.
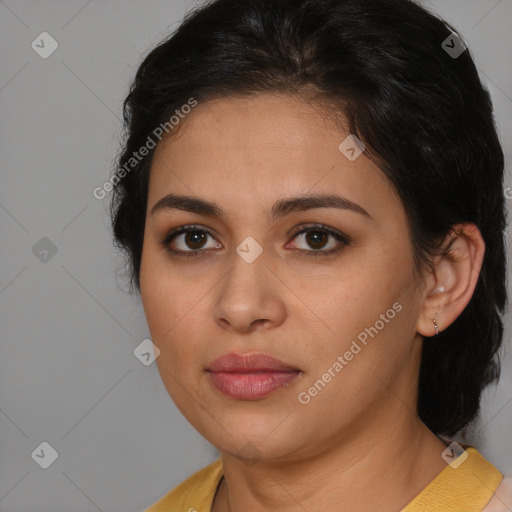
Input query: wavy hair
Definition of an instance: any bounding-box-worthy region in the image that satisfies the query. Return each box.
[110,0,507,436]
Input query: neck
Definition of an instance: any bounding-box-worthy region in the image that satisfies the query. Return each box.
[213,410,448,512]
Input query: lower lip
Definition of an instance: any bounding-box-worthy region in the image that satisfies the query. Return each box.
[208,371,301,400]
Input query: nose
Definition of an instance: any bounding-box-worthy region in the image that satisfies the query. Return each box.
[212,249,287,334]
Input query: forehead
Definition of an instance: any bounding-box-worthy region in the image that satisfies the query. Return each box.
[147,94,402,222]
[153,94,341,166]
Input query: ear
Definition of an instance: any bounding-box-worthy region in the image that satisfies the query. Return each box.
[417,223,485,337]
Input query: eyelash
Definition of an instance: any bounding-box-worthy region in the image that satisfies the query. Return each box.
[160,223,351,259]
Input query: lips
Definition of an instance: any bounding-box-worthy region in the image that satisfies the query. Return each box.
[206,352,301,400]
[207,353,298,372]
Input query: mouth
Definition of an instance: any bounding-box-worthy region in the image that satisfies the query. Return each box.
[206,352,301,400]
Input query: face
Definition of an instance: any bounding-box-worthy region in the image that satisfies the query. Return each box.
[139,94,427,462]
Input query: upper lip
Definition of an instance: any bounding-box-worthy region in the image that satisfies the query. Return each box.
[206,352,299,373]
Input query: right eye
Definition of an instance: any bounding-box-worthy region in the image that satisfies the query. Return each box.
[161,225,222,257]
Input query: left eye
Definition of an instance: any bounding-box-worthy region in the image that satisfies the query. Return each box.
[161,224,350,257]
[287,226,349,253]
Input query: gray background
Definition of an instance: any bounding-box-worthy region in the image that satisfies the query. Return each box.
[0,1,511,511]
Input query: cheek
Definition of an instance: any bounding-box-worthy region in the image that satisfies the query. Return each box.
[140,267,206,413]
[140,249,185,354]
[320,253,412,332]
[139,247,213,378]
[140,242,187,333]
[307,247,418,371]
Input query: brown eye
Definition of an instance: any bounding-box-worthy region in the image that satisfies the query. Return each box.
[161,223,350,258]
[303,230,329,250]
[288,224,350,256]
[183,230,208,250]
[161,225,221,257]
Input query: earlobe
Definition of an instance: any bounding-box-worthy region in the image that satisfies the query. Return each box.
[417,223,485,338]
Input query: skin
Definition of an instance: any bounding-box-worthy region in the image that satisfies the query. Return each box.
[139,93,485,511]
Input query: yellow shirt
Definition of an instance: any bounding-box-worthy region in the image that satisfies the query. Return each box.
[145,446,504,512]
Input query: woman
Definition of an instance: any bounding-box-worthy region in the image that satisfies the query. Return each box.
[109,0,511,510]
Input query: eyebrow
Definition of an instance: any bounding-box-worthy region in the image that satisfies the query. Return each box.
[150,193,372,221]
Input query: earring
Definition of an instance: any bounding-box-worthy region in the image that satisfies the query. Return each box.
[433,318,439,336]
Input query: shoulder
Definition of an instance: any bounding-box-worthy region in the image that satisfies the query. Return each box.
[482,476,512,512]
[144,458,223,512]
[402,445,504,512]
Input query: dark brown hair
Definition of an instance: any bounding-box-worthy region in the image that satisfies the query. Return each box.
[110,0,507,436]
